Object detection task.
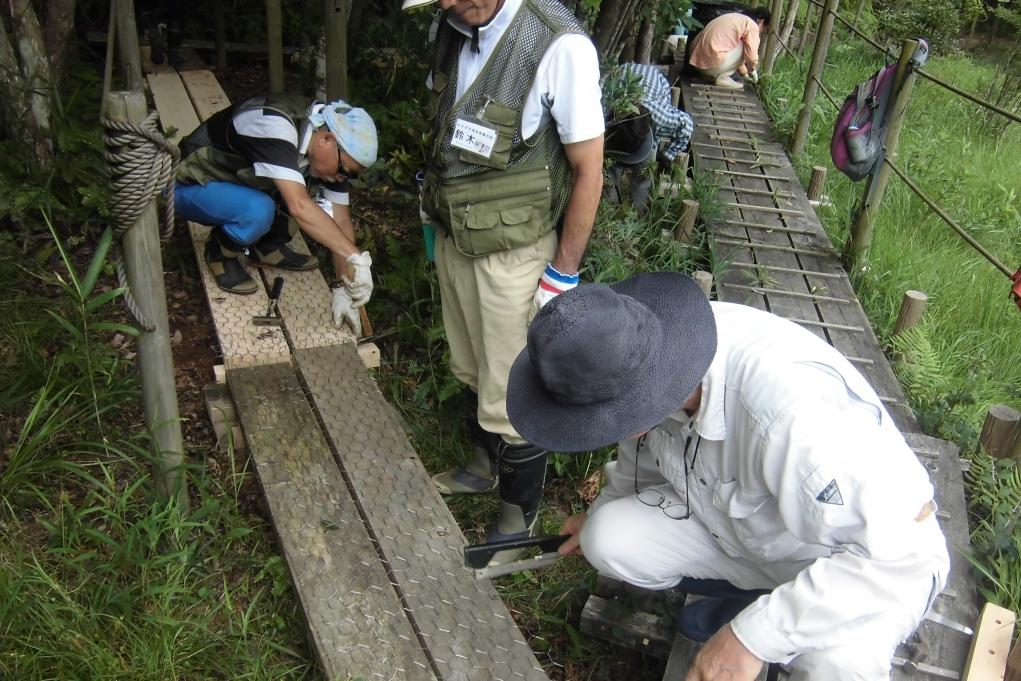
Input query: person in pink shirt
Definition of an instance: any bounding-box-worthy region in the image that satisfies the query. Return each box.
[688,8,771,90]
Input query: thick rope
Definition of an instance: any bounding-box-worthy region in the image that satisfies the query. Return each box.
[102,111,180,332]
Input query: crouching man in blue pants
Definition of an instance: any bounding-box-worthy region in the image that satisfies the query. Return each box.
[174,96,378,333]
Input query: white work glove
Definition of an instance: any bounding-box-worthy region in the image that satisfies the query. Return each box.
[749,69,760,84]
[343,251,373,307]
[530,263,579,317]
[331,286,362,337]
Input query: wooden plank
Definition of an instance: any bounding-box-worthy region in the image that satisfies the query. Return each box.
[963,604,1015,681]
[579,595,675,659]
[295,343,549,681]
[179,69,231,119]
[229,363,432,680]
[146,70,201,140]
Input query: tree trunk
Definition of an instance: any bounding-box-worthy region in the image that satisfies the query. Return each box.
[6,0,52,164]
[634,4,659,64]
[591,0,626,55]
[44,0,77,81]
[771,0,800,64]
[324,0,349,100]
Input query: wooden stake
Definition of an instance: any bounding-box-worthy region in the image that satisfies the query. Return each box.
[694,270,714,298]
[807,165,828,201]
[674,151,689,179]
[792,0,840,157]
[979,405,1021,459]
[105,90,188,511]
[963,603,1015,681]
[266,0,284,93]
[892,290,927,337]
[675,199,699,242]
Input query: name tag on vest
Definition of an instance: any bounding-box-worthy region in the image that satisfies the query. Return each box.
[451,118,498,158]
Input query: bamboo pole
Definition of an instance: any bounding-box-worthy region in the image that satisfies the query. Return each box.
[266,0,284,93]
[807,165,827,201]
[775,0,801,65]
[105,91,189,511]
[891,290,927,336]
[324,0,349,100]
[114,0,143,91]
[791,0,839,157]
[675,199,699,242]
[848,39,921,263]
[797,0,816,56]
[761,0,785,73]
[214,0,227,71]
[979,405,1021,459]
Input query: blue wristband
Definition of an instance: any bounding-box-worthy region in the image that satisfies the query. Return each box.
[544,263,579,285]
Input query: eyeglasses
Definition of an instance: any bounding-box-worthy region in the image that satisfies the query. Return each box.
[634,431,701,520]
[336,145,361,181]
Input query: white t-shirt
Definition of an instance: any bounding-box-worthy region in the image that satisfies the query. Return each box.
[432,0,604,144]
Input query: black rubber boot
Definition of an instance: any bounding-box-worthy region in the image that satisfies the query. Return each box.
[432,391,500,494]
[484,441,548,566]
[205,231,258,295]
[250,214,318,270]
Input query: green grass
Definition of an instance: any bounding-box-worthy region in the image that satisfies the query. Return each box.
[0,229,318,680]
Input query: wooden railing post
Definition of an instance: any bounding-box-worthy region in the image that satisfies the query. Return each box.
[214,0,228,71]
[266,0,284,93]
[807,165,827,202]
[675,199,700,243]
[891,290,928,337]
[847,39,921,264]
[324,0,349,100]
[980,405,1021,460]
[761,0,785,73]
[114,0,143,91]
[105,90,189,511]
[791,0,840,158]
[694,270,714,298]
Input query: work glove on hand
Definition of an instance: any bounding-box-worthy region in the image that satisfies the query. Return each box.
[331,286,362,336]
[343,251,373,307]
[531,263,579,312]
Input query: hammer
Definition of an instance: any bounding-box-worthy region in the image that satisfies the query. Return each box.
[253,277,284,326]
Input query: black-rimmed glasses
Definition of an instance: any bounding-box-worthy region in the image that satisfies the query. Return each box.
[634,431,701,520]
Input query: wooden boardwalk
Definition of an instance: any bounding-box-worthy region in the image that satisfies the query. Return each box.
[147,67,551,681]
[648,77,981,680]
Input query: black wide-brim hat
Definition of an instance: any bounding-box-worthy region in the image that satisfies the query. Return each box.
[507,272,717,453]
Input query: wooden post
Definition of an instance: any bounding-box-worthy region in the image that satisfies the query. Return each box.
[675,199,699,242]
[694,270,714,298]
[979,405,1021,459]
[891,290,927,337]
[791,0,840,157]
[114,0,143,91]
[266,0,284,93]
[105,90,189,511]
[671,85,681,108]
[674,151,689,179]
[797,0,815,56]
[963,603,1015,681]
[324,0,349,100]
[807,165,827,201]
[776,0,802,63]
[214,0,228,71]
[761,0,785,73]
[848,39,921,263]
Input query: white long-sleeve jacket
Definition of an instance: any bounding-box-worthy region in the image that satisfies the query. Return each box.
[590,302,949,664]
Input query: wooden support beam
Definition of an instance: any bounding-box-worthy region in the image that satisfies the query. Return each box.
[720,219,813,236]
[807,165,828,201]
[724,283,851,304]
[979,405,1021,459]
[676,199,700,242]
[718,185,793,197]
[791,317,865,332]
[892,290,928,336]
[716,169,792,182]
[700,113,767,125]
[724,202,803,216]
[716,238,832,257]
[704,155,784,168]
[963,603,1015,681]
[693,142,787,157]
[694,271,714,298]
[579,595,674,659]
[699,123,769,134]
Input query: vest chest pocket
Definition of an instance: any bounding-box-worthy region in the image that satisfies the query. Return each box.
[456,100,517,170]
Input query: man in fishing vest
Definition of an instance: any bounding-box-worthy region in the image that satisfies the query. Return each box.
[402,0,604,564]
[175,97,378,334]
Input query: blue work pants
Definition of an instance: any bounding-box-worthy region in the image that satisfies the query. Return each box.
[174,181,276,246]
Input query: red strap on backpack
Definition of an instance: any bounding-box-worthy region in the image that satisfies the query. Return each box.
[1012,267,1021,310]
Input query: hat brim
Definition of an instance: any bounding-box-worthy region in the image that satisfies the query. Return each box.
[507,272,717,452]
[402,0,436,10]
